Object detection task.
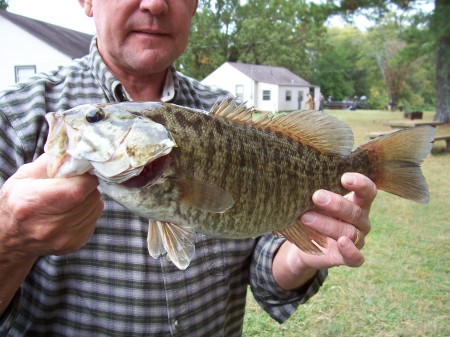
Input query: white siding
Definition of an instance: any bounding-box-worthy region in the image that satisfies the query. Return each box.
[256,82,278,112]
[201,62,321,112]
[201,63,256,105]
[0,18,72,89]
[278,86,310,111]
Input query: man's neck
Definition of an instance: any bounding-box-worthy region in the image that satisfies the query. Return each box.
[119,69,168,102]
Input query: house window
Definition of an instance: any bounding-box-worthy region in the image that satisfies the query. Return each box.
[286,90,292,101]
[15,65,36,83]
[235,85,244,99]
[262,90,271,101]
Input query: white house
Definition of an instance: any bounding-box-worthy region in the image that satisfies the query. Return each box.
[201,62,321,112]
[0,9,93,89]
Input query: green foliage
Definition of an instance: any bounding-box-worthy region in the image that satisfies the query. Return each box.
[328,0,449,120]
[310,26,369,101]
[234,0,325,79]
[0,0,8,10]
[177,0,327,81]
[176,7,228,80]
[178,0,444,116]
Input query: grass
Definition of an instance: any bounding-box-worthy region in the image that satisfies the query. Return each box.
[242,109,449,337]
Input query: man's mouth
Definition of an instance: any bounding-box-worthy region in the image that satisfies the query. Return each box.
[133,28,169,37]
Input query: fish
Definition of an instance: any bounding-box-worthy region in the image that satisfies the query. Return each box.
[44,99,435,269]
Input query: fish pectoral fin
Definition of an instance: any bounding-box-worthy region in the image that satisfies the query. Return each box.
[174,178,234,213]
[147,219,196,270]
[275,219,328,254]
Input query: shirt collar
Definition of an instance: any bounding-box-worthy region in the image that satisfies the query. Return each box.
[88,36,176,103]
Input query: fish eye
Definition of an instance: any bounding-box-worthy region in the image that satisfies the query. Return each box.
[86,108,105,123]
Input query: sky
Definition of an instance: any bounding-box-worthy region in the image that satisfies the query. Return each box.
[7,0,434,35]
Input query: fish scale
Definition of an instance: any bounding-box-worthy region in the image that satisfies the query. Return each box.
[141,105,362,238]
[45,99,435,269]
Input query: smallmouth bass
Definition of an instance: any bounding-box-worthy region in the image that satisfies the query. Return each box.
[44,100,435,269]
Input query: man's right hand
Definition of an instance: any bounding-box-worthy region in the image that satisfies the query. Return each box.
[0,153,104,261]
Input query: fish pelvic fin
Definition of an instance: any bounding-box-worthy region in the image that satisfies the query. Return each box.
[210,99,354,157]
[147,220,196,270]
[275,219,328,255]
[355,126,435,204]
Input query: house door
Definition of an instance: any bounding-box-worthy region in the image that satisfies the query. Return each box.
[298,92,303,109]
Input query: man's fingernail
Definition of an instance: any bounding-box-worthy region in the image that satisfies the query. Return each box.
[301,213,315,225]
[342,173,354,186]
[313,190,330,205]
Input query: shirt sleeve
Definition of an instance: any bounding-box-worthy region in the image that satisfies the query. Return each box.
[249,234,328,323]
[0,290,21,336]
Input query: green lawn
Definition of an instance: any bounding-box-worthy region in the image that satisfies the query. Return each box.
[243,109,449,337]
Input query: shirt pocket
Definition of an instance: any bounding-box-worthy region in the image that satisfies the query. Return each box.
[197,234,227,276]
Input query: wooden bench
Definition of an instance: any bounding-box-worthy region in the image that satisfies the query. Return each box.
[367,131,450,152]
[404,111,423,120]
[366,130,398,140]
[434,134,450,152]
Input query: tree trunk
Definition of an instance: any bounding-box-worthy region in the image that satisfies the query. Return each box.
[433,0,450,123]
[434,35,450,123]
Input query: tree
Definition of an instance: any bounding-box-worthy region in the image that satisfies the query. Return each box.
[432,0,450,122]
[323,0,449,121]
[176,0,241,79]
[177,0,328,81]
[234,0,326,79]
[0,0,9,10]
[176,6,228,80]
[366,17,417,110]
[310,26,369,101]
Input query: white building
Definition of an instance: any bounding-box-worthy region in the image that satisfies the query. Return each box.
[201,62,321,112]
[0,9,92,89]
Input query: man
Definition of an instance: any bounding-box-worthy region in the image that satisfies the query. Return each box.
[0,0,375,335]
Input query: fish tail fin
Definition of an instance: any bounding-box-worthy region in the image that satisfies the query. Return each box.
[147,220,196,270]
[355,126,435,203]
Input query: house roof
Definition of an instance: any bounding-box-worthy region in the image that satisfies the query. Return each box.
[227,62,312,87]
[0,9,93,59]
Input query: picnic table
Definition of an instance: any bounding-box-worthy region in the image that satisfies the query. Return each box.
[383,120,445,129]
[367,120,450,152]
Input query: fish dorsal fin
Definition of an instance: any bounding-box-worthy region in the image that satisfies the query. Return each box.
[210,99,354,156]
[210,98,255,126]
[174,178,234,213]
[147,220,196,270]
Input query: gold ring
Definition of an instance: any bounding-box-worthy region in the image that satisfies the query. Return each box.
[353,228,361,245]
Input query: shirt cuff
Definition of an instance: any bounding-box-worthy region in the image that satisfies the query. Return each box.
[0,290,21,335]
[250,234,328,323]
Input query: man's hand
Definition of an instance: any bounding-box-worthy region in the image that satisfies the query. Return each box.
[273,173,377,290]
[0,154,104,315]
[0,154,104,261]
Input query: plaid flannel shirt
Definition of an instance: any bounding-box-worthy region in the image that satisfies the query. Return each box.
[0,38,327,337]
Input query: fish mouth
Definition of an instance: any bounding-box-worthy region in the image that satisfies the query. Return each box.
[120,154,170,189]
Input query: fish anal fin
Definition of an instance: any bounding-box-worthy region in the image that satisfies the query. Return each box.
[147,219,196,270]
[275,219,328,254]
[210,99,354,157]
[175,178,234,213]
